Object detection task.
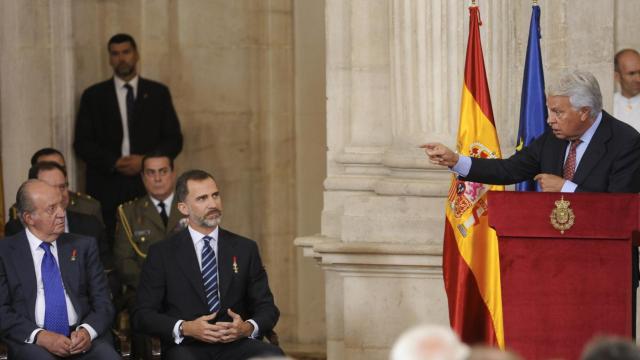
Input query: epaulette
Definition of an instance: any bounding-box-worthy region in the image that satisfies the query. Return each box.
[119,199,137,209]
[75,192,93,200]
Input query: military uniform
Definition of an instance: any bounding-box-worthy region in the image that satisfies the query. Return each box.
[114,194,186,289]
[8,191,103,224]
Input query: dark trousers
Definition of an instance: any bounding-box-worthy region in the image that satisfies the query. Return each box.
[163,338,284,360]
[5,332,120,360]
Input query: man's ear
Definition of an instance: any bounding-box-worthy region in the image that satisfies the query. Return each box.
[177,202,189,217]
[22,211,34,226]
[580,107,591,121]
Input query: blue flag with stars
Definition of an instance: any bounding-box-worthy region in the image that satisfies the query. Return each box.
[515,4,549,192]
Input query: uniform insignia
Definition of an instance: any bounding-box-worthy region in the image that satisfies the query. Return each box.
[134,229,151,237]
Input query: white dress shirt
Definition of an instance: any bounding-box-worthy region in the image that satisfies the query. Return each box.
[113,75,139,156]
[25,228,97,342]
[172,226,259,343]
[613,92,640,132]
[150,193,174,218]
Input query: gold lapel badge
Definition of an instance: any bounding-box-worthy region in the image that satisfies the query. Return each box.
[71,249,77,261]
[550,196,575,234]
[232,256,239,274]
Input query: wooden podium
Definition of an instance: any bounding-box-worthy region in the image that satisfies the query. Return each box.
[489,191,638,360]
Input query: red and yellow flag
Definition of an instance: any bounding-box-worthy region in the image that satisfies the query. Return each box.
[443,5,505,348]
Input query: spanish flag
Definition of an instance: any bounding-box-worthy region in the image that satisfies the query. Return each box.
[443,5,505,348]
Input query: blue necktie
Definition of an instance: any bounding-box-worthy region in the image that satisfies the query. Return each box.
[124,83,135,122]
[201,236,220,313]
[40,242,70,336]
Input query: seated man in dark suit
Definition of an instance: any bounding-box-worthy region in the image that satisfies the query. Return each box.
[423,70,640,193]
[4,162,112,270]
[132,169,284,360]
[0,180,119,359]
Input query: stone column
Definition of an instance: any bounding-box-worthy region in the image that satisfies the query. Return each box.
[1,1,55,211]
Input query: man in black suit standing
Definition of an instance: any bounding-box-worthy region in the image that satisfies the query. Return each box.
[132,170,284,359]
[0,180,119,359]
[74,33,183,237]
[4,162,112,270]
[422,70,640,193]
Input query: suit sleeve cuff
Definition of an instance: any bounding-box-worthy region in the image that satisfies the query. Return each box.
[173,320,185,344]
[451,155,471,177]
[78,324,98,341]
[561,180,578,193]
[27,328,43,344]
[247,319,259,339]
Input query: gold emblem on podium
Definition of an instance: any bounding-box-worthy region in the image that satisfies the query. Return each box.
[550,196,575,234]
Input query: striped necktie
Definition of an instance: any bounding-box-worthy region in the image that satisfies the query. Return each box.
[201,236,220,313]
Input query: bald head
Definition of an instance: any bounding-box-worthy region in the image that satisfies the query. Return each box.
[16,179,66,241]
[615,49,640,98]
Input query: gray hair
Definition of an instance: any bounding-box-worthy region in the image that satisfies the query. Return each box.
[390,324,469,360]
[547,70,602,118]
[15,179,40,221]
[581,336,640,360]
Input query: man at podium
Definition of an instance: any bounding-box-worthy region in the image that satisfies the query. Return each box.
[423,70,640,194]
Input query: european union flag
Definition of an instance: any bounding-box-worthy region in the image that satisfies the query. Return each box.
[515,5,549,192]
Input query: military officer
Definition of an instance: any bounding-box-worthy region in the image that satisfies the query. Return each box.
[7,148,103,225]
[114,152,185,359]
[114,152,186,291]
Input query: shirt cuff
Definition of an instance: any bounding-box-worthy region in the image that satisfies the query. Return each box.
[561,180,578,193]
[451,155,471,177]
[247,319,259,339]
[27,328,43,344]
[77,324,98,341]
[173,320,184,344]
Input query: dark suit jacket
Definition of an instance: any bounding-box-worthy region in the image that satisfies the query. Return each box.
[4,211,113,270]
[73,77,183,233]
[0,232,114,346]
[466,111,640,193]
[132,228,279,348]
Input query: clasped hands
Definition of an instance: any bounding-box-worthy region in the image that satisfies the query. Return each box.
[115,154,143,176]
[36,328,91,357]
[183,309,254,344]
[420,142,566,192]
